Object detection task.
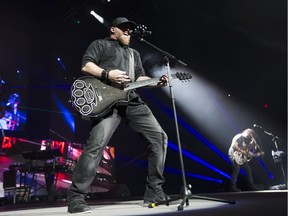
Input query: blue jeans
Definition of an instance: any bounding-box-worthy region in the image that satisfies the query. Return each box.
[67,103,168,205]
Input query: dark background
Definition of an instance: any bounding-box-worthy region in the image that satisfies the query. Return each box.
[0,0,286,197]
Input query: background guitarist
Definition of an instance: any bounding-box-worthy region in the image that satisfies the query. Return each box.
[67,17,169,214]
[228,128,264,192]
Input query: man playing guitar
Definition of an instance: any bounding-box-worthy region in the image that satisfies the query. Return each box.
[228,128,264,192]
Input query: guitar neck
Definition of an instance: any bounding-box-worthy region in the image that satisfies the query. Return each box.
[124,74,177,91]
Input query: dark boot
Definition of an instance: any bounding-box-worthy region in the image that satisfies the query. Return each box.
[229,183,241,192]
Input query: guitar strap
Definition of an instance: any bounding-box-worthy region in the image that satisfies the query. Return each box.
[128,48,135,82]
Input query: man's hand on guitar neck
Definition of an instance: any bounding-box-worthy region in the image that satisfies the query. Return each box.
[157,75,168,87]
[247,151,264,158]
[256,151,265,157]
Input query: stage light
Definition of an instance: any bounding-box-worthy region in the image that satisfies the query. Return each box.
[101,0,111,3]
[16,69,21,78]
[57,57,66,70]
[90,10,104,24]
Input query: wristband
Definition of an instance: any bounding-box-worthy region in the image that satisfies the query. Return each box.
[101,69,110,81]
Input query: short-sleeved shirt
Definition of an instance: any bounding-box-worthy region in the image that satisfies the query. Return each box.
[82,37,145,103]
[228,134,251,161]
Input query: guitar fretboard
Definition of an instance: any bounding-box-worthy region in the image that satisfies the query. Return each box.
[124,74,177,91]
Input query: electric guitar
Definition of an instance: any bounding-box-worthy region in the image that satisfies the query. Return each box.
[234,150,264,165]
[70,72,192,119]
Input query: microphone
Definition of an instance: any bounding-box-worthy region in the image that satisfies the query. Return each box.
[130,24,152,37]
[272,150,285,162]
[253,124,262,129]
[272,150,284,157]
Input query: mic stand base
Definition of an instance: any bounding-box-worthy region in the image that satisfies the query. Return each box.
[148,184,236,210]
[271,136,287,186]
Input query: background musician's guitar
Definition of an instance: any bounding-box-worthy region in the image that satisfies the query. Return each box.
[234,150,264,165]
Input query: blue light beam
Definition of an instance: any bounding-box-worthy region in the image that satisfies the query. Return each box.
[52,94,75,132]
[168,141,231,179]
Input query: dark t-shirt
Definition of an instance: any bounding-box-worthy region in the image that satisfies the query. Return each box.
[82,37,145,103]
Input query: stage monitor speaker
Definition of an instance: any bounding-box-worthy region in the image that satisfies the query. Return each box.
[3,170,16,188]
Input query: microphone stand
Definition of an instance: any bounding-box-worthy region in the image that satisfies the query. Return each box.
[263,129,287,187]
[136,36,235,210]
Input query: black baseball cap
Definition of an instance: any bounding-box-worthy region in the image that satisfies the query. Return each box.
[110,17,137,29]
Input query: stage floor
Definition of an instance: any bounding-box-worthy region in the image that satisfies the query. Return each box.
[0,190,286,216]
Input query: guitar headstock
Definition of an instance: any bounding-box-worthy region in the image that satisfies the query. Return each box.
[175,72,192,81]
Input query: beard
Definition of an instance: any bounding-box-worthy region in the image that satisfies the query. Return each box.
[118,34,130,45]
